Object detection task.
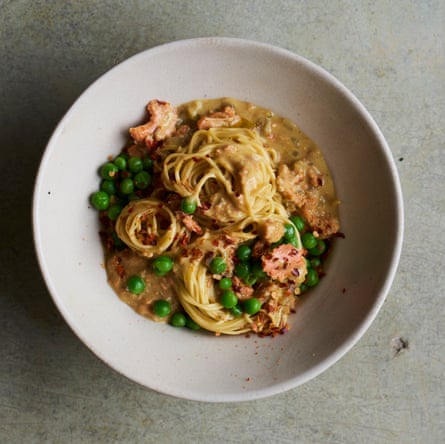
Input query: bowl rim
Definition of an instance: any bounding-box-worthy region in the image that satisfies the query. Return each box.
[32,37,404,402]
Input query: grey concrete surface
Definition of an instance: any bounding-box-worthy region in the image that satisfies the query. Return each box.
[1,1,444,443]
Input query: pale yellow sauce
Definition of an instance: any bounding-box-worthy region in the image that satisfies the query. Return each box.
[104,98,339,324]
[179,98,338,213]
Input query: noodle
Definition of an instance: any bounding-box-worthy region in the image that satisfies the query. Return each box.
[160,127,284,225]
[93,98,340,337]
[175,233,253,335]
[115,197,186,258]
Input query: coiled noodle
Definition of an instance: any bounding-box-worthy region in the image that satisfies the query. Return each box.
[116,197,186,258]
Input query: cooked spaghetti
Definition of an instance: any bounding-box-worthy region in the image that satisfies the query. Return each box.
[91,98,340,336]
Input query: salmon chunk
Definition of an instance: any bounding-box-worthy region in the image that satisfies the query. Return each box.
[129,100,178,148]
[257,219,285,244]
[277,160,340,238]
[179,212,203,235]
[262,244,307,285]
[197,106,241,129]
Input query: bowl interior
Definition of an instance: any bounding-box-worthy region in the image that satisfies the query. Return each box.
[33,38,403,402]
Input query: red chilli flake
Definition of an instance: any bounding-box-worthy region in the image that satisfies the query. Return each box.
[222,235,236,247]
[114,256,125,279]
[200,201,211,211]
[191,248,204,260]
[280,326,289,335]
[179,233,189,247]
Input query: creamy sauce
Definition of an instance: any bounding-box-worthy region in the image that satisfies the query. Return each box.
[106,248,181,321]
[104,98,339,323]
[178,98,338,215]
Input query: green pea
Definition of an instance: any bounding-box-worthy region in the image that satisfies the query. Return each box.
[310,257,322,268]
[153,299,171,317]
[127,275,145,295]
[219,277,232,290]
[128,192,141,201]
[270,238,284,249]
[100,162,119,180]
[309,239,326,256]
[107,204,123,220]
[120,178,134,195]
[287,237,299,247]
[242,297,261,315]
[305,268,319,287]
[236,244,252,261]
[299,283,309,293]
[142,157,153,170]
[230,304,243,318]
[186,316,201,330]
[153,256,174,275]
[180,197,197,214]
[251,261,267,279]
[90,191,110,210]
[244,274,257,286]
[134,171,152,189]
[111,231,125,248]
[220,290,238,309]
[290,215,305,232]
[302,232,318,250]
[209,257,227,274]
[170,312,187,327]
[283,223,297,242]
[234,262,250,279]
[128,156,143,173]
[100,179,117,195]
[114,155,127,171]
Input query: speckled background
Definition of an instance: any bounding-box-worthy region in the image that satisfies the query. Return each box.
[1,1,444,443]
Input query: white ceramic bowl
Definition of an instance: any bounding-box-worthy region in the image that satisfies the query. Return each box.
[33,37,403,402]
